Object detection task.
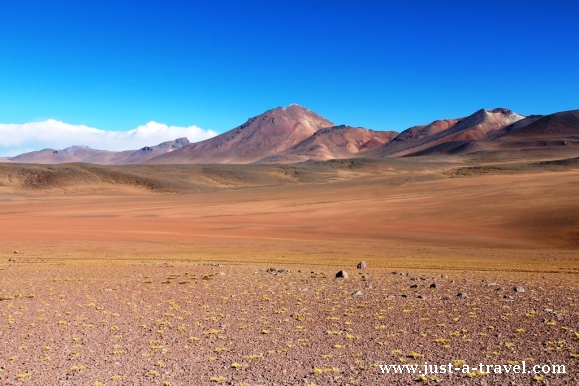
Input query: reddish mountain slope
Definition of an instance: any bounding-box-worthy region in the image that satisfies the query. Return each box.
[147,104,334,164]
[258,125,397,163]
[370,108,525,157]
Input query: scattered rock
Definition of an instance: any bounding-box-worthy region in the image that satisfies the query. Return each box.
[335,270,349,280]
[441,274,448,279]
[457,292,467,298]
[543,308,553,313]
[266,267,277,274]
[514,286,525,293]
[357,261,367,269]
[401,294,408,298]
[351,290,362,296]
[13,251,19,254]
[410,284,418,288]
[429,283,439,289]
[360,275,367,281]
[487,282,499,286]
[417,295,426,299]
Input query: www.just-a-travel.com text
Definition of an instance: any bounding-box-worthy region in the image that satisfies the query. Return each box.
[379,361,566,376]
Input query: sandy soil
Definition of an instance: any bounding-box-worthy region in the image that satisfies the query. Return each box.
[0,160,578,385]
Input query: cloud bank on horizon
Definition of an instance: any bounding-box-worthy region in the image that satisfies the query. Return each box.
[0,120,218,157]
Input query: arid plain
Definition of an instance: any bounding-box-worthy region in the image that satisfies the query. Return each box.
[0,155,578,385]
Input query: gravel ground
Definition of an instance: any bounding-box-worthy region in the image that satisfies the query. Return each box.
[0,261,577,385]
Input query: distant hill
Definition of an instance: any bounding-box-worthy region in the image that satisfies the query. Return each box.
[8,138,190,164]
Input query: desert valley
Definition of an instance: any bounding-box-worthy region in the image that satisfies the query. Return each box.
[1,105,578,385]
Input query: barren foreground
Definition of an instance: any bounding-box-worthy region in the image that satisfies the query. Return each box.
[0,158,578,385]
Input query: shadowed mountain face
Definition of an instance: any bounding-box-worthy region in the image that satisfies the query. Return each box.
[258,125,398,163]
[8,138,190,165]
[146,104,334,164]
[503,109,579,137]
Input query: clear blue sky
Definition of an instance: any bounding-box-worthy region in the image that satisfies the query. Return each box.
[1,0,578,135]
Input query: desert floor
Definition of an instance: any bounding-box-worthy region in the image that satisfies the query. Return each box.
[0,158,577,385]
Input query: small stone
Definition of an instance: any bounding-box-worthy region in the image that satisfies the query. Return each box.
[441,274,448,279]
[335,270,349,280]
[430,283,439,289]
[543,308,553,313]
[410,284,418,288]
[457,292,467,298]
[352,290,362,296]
[13,251,19,254]
[356,261,367,269]
[514,286,525,293]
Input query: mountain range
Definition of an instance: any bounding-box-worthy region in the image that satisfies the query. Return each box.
[3,104,578,165]
[6,138,190,165]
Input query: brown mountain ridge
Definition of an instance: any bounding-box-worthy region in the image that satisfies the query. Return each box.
[5,105,579,165]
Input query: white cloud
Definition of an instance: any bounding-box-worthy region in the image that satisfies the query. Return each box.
[0,119,218,157]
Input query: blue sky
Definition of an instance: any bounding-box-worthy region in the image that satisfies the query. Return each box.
[0,0,578,155]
